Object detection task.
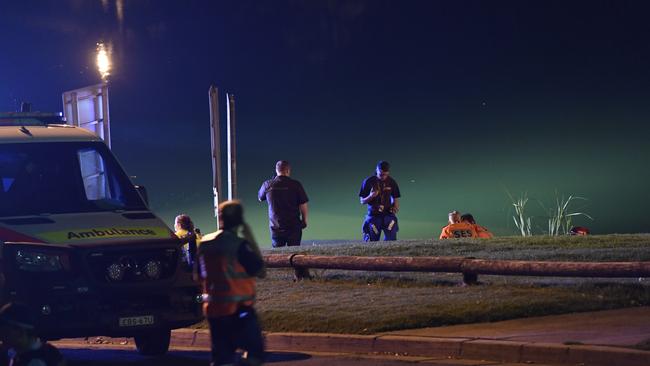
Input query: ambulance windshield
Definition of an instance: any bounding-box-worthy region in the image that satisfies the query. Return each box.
[0,141,147,217]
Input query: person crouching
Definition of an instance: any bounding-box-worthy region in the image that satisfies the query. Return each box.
[439,211,478,239]
[0,303,66,366]
[460,213,494,239]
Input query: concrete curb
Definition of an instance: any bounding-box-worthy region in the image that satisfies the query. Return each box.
[55,329,650,366]
[174,329,650,366]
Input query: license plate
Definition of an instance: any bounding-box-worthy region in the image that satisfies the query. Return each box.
[118,315,154,327]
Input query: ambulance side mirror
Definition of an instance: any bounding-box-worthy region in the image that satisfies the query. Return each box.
[135,185,149,206]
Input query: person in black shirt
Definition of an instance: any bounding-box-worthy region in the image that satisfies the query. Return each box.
[258,160,309,247]
[359,161,401,241]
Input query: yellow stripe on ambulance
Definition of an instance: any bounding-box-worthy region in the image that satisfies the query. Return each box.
[41,227,171,242]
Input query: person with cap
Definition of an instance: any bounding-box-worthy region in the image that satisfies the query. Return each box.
[0,303,66,366]
[439,211,478,239]
[359,160,401,241]
[258,160,309,247]
[196,200,266,366]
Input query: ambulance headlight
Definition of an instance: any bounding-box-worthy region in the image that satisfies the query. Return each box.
[144,260,162,279]
[106,263,126,281]
[15,250,64,272]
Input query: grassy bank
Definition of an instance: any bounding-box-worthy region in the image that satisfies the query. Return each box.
[256,273,649,334]
[203,235,650,334]
[267,234,650,261]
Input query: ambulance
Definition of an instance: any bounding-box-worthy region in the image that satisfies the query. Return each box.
[0,85,202,355]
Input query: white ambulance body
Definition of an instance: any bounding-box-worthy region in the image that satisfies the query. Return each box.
[0,111,202,355]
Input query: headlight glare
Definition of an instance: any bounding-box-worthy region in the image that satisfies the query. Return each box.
[15,250,64,272]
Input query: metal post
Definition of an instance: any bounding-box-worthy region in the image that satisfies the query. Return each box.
[209,85,222,229]
[226,93,237,200]
[100,84,111,148]
[69,92,79,129]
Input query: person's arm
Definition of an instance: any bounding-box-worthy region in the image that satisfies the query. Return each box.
[299,203,308,228]
[359,177,377,205]
[258,181,267,202]
[390,179,401,213]
[477,225,494,239]
[390,198,400,214]
[296,182,309,228]
[240,223,266,278]
[193,247,203,282]
[360,186,379,204]
[238,241,265,278]
[439,227,449,239]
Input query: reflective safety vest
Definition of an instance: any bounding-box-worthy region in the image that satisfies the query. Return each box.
[197,230,256,317]
[473,224,494,239]
[439,222,478,239]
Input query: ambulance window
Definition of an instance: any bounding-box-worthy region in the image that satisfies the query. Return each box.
[1,177,15,191]
[0,152,25,194]
[0,142,145,217]
[77,147,126,209]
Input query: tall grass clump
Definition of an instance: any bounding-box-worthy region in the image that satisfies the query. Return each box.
[507,191,533,237]
[543,194,593,236]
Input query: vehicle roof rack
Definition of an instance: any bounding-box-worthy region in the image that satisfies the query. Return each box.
[0,112,66,126]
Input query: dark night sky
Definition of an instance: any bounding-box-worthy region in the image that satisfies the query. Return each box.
[1,1,649,245]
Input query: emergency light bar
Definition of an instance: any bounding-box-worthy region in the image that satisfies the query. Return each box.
[0,112,65,126]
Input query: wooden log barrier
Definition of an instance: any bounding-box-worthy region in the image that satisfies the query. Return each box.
[460,259,650,278]
[263,254,650,284]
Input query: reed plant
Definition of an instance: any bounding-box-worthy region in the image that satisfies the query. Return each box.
[507,191,533,237]
[543,194,593,236]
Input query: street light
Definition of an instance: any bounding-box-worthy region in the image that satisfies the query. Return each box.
[96,42,111,82]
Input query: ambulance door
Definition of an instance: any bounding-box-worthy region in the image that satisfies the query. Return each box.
[62,83,111,148]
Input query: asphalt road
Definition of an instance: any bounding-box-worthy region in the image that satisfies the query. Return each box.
[60,347,425,366]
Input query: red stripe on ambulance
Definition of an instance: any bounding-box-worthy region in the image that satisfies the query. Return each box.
[0,227,45,243]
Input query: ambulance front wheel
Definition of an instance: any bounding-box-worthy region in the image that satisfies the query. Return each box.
[134,328,171,356]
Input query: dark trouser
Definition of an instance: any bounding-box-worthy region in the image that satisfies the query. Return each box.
[207,306,264,366]
[271,227,302,247]
[362,214,398,241]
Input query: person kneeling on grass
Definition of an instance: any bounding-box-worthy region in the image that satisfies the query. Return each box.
[460,213,493,239]
[439,210,478,239]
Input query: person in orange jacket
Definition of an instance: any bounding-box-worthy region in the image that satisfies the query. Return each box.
[439,210,478,239]
[460,213,494,239]
[196,200,266,366]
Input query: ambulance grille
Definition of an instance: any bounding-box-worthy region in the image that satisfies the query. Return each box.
[86,247,179,284]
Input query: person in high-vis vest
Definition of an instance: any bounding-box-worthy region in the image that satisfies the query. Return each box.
[197,200,266,366]
[460,213,494,239]
[439,210,478,239]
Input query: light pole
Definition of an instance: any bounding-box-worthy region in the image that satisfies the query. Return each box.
[96,42,111,82]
